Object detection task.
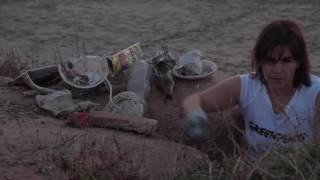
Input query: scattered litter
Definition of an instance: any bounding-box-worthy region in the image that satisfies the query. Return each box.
[107,43,143,76]
[127,59,153,110]
[173,60,218,80]
[148,46,175,66]
[9,65,59,86]
[4,43,218,137]
[9,65,59,94]
[75,101,99,112]
[59,55,109,89]
[104,91,144,118]
[35,90,76,117]
[150,46,175,99]
[36,90,98,117]
[175,50,203,76]
[22,72,57,94]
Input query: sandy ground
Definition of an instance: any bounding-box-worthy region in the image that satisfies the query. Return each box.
[1,0,320,179]
[1,0,320,76]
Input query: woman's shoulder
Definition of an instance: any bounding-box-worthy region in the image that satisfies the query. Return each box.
[239,73,264,95]
[239,73,263,87]
[238,74,264,107]
[300,74,320,93]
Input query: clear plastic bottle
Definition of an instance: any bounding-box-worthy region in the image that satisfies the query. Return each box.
[127,59,153,113]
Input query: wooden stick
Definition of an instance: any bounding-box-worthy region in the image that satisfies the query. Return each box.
[72,111,158,135]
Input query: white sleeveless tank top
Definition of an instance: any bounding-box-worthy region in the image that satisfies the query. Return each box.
[239,74,320,154]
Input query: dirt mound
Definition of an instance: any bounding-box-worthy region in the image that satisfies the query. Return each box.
[0,76,211,180]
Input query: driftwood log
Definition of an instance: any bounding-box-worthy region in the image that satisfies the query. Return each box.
[72,111,158,135]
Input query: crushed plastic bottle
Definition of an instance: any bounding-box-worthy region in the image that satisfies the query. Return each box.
[151,46,176,99]
[127,59,154,113]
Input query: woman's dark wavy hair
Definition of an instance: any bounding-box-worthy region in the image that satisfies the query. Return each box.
[251,19,311,87]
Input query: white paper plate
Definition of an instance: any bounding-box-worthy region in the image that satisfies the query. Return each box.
[173,60,218,80]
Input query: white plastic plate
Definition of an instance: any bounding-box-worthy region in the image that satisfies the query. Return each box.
[172,60,218,80]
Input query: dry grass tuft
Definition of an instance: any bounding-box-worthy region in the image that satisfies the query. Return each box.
[31,135,132,180]
[0,48,24,77]
[174,110,320,180]
[249,143,320,180]
[39,133,148,180]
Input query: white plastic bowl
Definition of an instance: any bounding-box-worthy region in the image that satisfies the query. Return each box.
[58,55,109,89]
[173,60,218,80]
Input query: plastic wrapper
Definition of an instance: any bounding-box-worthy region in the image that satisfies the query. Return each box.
[107,43,143,76]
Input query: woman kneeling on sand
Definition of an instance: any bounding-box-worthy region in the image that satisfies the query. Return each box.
[183,19,320,158]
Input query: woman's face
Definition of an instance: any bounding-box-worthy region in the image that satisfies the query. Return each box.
[261,46,300,90]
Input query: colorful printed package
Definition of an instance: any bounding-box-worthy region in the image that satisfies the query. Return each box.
[107,43,143,76]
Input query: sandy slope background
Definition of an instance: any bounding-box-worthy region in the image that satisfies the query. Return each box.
[1,0,320,179]
[1,0,320,76]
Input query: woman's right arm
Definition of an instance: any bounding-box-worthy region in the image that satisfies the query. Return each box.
[183,75,241,114]
[182,75,241,139]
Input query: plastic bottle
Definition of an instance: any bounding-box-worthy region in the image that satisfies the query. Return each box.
[127,59,153,113]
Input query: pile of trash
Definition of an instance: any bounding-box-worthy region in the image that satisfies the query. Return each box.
[7,43,218,135]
